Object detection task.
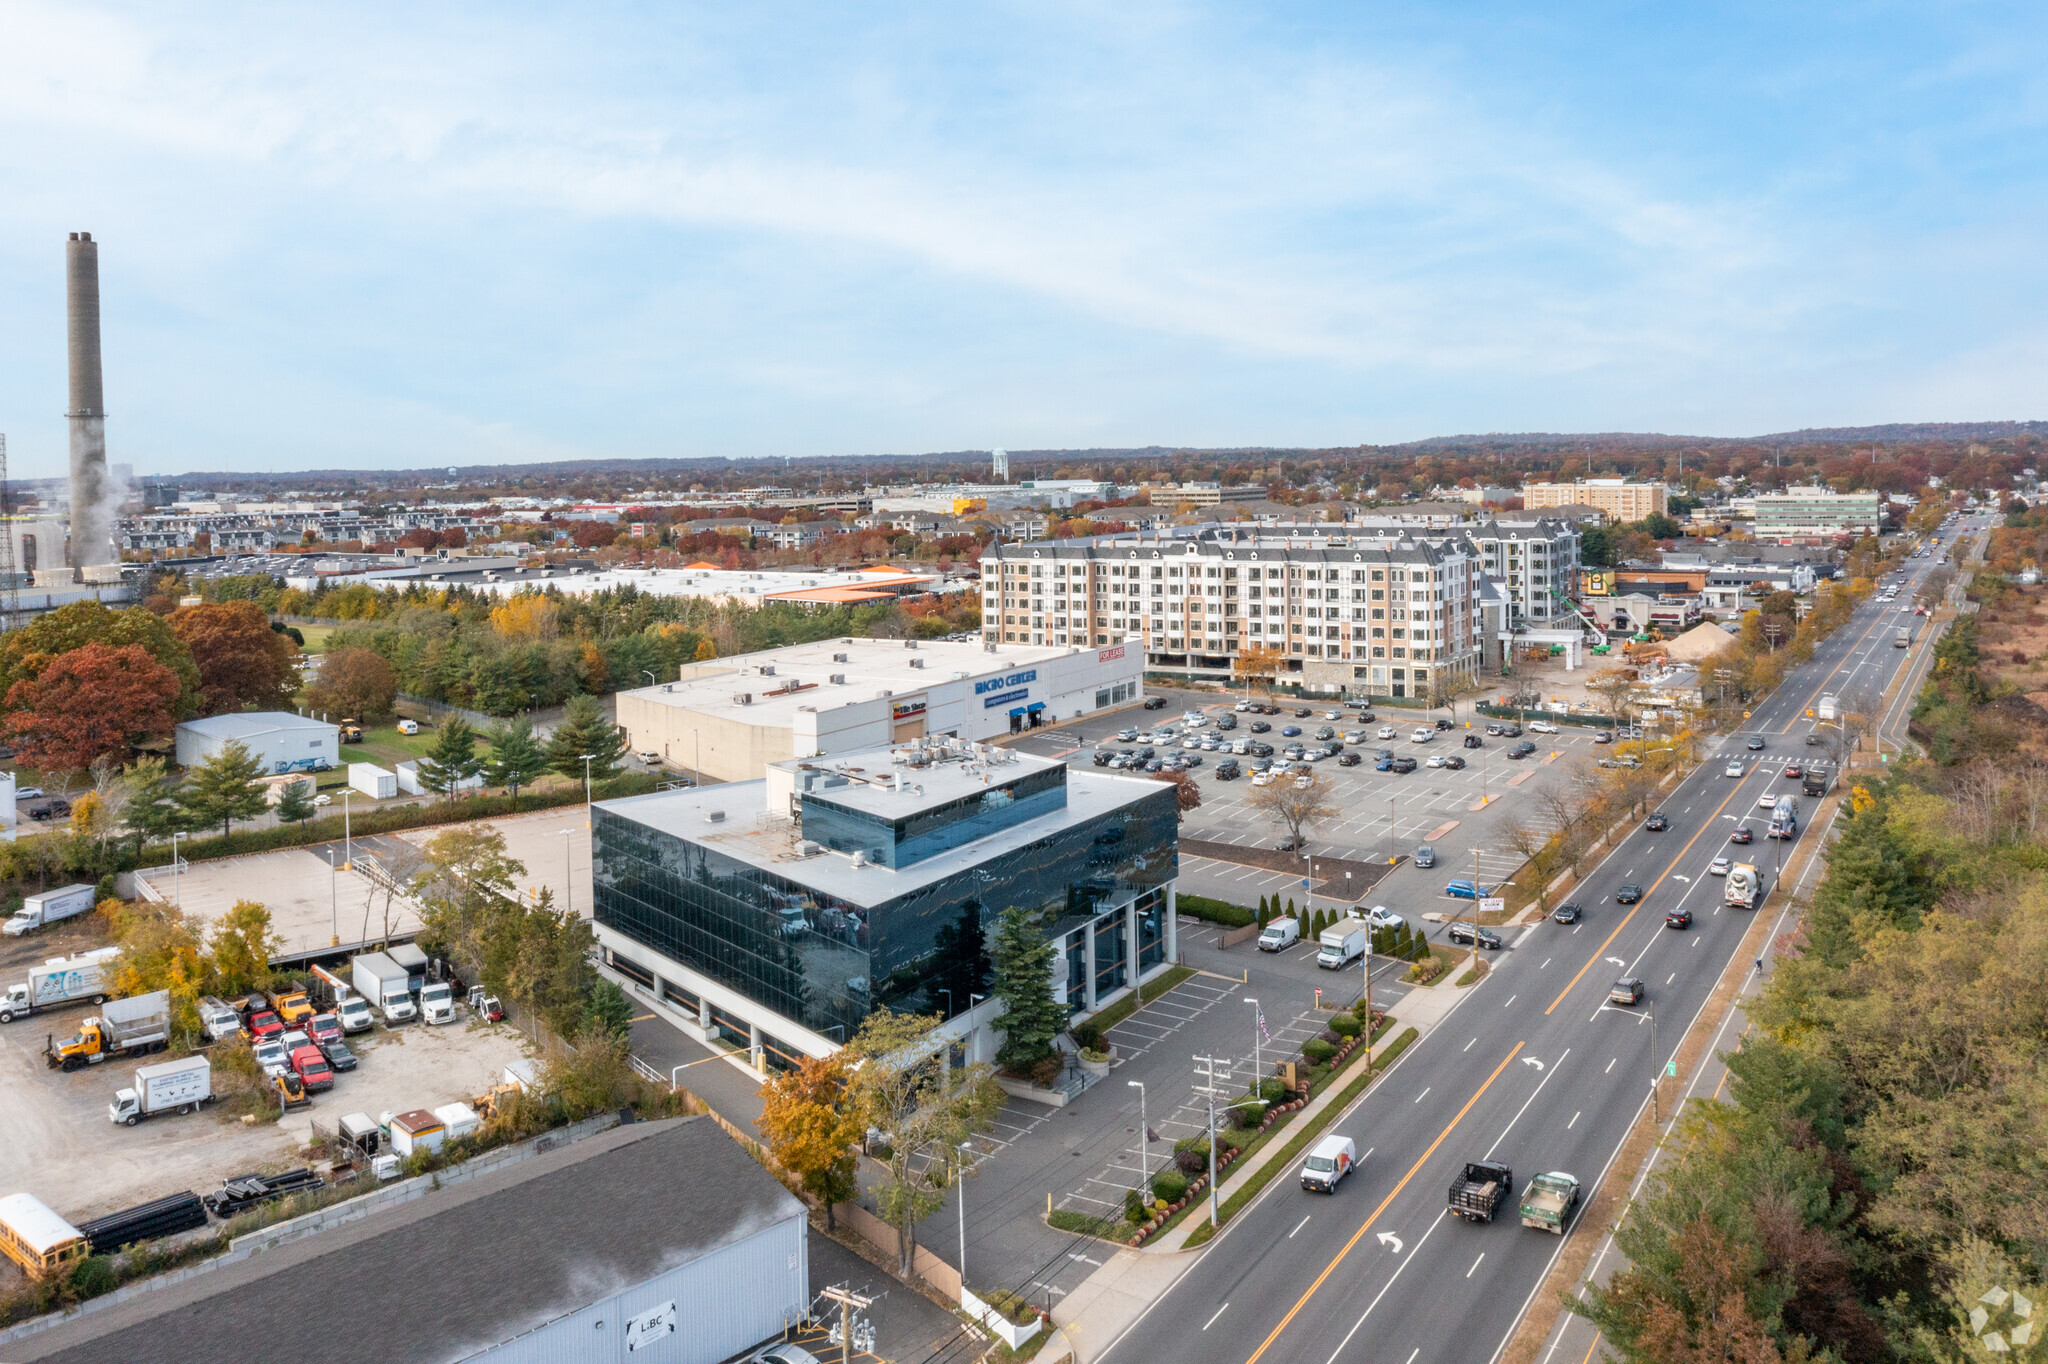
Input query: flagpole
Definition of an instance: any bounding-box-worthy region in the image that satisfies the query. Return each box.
[1243,996,1261,1090]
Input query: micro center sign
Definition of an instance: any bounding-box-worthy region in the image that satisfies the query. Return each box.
[976,668,1038,709]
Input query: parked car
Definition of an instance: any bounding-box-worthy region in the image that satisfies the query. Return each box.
[1293,708,1312,717]
[1485,723,1504,736]
[1435,718,1454,730]
[1593,730,1615,744]
[1250,721,1271,733]
[1500,724,1523,737]
[1315,726,1336,740]
[1645,813,1668,831]
[1729,827,1754,844]
[1375,755,1395,771]
[1616,883,1644,904]
[1276,835,1303,852]
[1464,734,1484,748]
[1390,756,1418,773]
[12,786,42,801]
[1447,922,1504,950]
[1215,760,1240,779]
[1508,741,1538,759]
[1376,726,1397,740]
[1552,902,1583,924]
[1116,727,1140,742]
[1410,728,1433,743]
[1665,907,1693,930]
[1281,725,1302,737]
[318,1037,358,1071]
[1442,755,1466,770]
[1427,754,1448,768]
[1143,696,1168,710]
[1337,752,1361,767]
[1609,977,1644,1005]
[1257,918,1301,951]
[1365,905,1405,929]
[1528,720,1559,734]
[1445,879,1488,899]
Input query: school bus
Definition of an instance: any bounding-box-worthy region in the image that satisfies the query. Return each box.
[0,1192,86,1279]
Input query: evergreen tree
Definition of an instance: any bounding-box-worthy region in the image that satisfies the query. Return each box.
[274,778,316,826]
[483,718,552,809]
[176,739,269,843]
[991,907,1065,1071]
[120,756,186,853]
[417,717,483,802]
[1257,894,1271,927]
[547,693,627,782]
[1312,907,1328,936]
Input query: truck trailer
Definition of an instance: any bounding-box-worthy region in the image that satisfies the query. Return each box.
[0,947,120,1024]
[47,990,172,1071]
[110,1056,214,1125]
[2,883,98,937]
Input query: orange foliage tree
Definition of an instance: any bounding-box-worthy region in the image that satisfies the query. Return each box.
[4,643,182,772]
[169,599,300,715]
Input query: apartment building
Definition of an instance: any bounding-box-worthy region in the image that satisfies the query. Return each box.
[981,527,1485,696]
[1464,518,1586,629]
[1522,479,1668,523]
[1150,481,1268,507]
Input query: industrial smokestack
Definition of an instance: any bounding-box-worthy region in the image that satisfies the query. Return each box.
[66,231,115,574]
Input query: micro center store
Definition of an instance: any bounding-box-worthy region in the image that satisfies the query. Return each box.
[615,637,1143,782]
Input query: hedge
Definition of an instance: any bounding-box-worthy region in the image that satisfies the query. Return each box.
[1176,894,1255,928]
[138,772,663,867]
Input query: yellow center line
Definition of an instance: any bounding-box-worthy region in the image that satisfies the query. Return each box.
[1779,591,1897,734]
[1545,775,1752,1015]
[1243,1042,1525,1364]
[1579,1329,1604,1364]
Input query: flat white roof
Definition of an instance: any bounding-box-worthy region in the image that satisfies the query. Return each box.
[779,744,1061,820]
[597,765,1165,907]
[0,1192,81,1254]
[624,637,1089,727]
[454,563,936,602]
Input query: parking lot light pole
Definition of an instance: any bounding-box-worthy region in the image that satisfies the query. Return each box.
[559,829,576,916]
[341,789,353,869]
[170,831,183,907]
[1242,997,1261,1085]
[1128,1080,1148,1193]
[956,1140,974,1288]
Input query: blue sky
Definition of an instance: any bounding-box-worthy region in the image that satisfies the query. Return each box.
[1,1,2045,478]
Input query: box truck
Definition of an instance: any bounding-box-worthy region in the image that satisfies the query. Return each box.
[351,953,416,1023]
[1317,920,1368,969]
[0,947,120,1024]
[2,884,98,937]
[47,990,172,1071]
[110,1056,214,1125]
[386,942,430,996]
[1816,695,1839,722]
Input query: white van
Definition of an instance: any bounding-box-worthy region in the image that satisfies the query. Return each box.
[1257,919,1301,952]
[1300,1135,1358,1193]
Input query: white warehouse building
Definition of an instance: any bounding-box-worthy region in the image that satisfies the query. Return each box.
[616,637,1144,783]
[174,712,340,775]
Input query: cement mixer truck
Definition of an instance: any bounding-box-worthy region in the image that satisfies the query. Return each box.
[1724,863,1763,912]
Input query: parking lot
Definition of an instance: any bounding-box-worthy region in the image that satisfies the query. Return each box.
[0,949,533,1271]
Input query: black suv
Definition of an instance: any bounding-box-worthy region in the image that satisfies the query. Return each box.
[1390,756,1418,773]
[1215,760,1240,780]
[1435,718,1454,730]
[1645,813,1668,831]
[1144,697,1168,710]
[1337,752,1362,766]
[1464,734,1483,748]
[1665,907,1693,930]
[1552,902,1583,924]
[1447,922,1504,950]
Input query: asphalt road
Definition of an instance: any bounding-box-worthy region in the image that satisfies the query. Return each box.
[1095,545,1950,1364]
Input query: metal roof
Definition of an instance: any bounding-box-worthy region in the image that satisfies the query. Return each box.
[175,712,336,740]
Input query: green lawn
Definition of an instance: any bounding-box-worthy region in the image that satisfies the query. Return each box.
[293,623,337,654]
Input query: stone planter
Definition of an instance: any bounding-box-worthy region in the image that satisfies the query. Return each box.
[1078,1050,1111,1078]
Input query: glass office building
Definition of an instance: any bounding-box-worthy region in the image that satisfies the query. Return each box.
[592,744,1179,1067]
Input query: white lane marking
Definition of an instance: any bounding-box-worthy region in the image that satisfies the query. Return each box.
[1667,973,1676,984]
[1289,1215,1310,1238]
[1464,1037,1477,1052]
[1569,1110,1580,1129]
[1414,1087,1431,1104]
[1504,996,1517,1008]
[1203,1303,1229,1331]
[1605,1057,1616,1074]
[1467,1252,1487,1278]
[1541,957,1551,969]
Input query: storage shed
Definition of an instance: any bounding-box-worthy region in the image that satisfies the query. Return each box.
[4,1117,810,1364]
[175,713,339,776]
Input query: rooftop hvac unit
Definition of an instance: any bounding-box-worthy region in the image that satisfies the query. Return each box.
[905,640,918,649]
[795,840,822,856]
[876,689,893,698]
[759,664,776,676]
[908,658,925,669]
[705,810,726,824]
[733,693,753,705]
[833,653,848,663]
[851,850,869,867]
[952,670,970,680]
[663,684,674,692]
[829,673,846,685]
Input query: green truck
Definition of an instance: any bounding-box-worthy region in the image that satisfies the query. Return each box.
[1518,1171,1582,1234]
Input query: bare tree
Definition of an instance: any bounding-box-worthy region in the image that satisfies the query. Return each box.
[1246,770,1341,851]
[360,841,431,946]
[1584,667,1638,728]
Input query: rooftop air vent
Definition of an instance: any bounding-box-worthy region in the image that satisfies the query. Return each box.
[905,640,918,649]
[795,840,822,856]
[851,850,869,867]
[908,657,925,669]
[662,684,674,693]
[733,693,753,705]
[759,664,776,676]
[952,670,970,680]
[833,653,848,663]
[829,673,846,685]
[705,810,726,824]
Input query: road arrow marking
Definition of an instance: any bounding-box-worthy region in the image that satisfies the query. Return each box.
[1605,956,1626,967]
[1672,874,1691,883]
[1377,1232,1403,1254]
[1521,1057,1545,1071]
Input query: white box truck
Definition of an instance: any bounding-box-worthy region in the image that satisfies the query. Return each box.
[351,953,416,1024]
[0,947,120,1024]
[1816,695,1839,722]
[109,1056,213,1125]
[1317,920,1368,969]
[348,763,397,800]
[3,884,99,938]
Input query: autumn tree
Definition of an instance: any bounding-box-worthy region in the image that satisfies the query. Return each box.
[208,900,281,996]
[756,1051,865,1229]
[169,600,299,715]
[847,1009,1003,1277]
[303,646,398,721]
[176,739,270,843]
[0,600,201,718]
[412,824,527,983]
[1246,769,1340,851]
[1146,766,1203,812]
[4,643,182,773]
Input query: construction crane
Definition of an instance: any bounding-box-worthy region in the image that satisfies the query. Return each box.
[0,433,18,633]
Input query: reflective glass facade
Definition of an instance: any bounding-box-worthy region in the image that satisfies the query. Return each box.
[593,781,1178,1040]
[798,764,1069,870]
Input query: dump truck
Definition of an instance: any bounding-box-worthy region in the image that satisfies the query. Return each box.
[1724,863,1763,911]
[0,947,120,1024]
[1448,1160,1514,1222]
[2,883,98,937]
[1802,768,1832,799]
[1518,1171,1581,1234]
[47,990,171,1071]
[266,984,314,1027]
[110,1055,214,1125]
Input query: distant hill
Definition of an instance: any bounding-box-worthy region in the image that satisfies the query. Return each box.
[1403,420,2048,448]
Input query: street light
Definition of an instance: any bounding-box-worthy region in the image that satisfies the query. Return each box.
[1242,997,1261,1087]
[1127,1080,1148,1193]
[937,988,953,1018]
[170,831,183,908]
[580,754,594,808]
[326,847,338,945]
[340,788,353,870]
[559,829,576,917]
[956,1140,975,1289]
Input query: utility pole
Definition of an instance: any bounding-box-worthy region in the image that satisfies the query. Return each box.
[1193,1052,1230,1228]
[818,1285,873,1364]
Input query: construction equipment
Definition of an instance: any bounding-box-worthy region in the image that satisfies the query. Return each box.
[338,718,365,744]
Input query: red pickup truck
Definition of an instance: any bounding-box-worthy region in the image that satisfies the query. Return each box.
[289,1045,335,1094]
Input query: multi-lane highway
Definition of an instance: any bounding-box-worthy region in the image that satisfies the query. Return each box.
[1096,532,1968,1364]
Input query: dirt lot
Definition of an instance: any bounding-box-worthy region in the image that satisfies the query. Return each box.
[0,992,533,1230]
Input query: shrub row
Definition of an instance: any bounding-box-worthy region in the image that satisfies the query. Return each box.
[1175,894,1256,928]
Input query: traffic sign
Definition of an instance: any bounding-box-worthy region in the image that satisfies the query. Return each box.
[1665,1060,1678,1077]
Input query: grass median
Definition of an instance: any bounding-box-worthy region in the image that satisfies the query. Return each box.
[1181,1025,1420,1249]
